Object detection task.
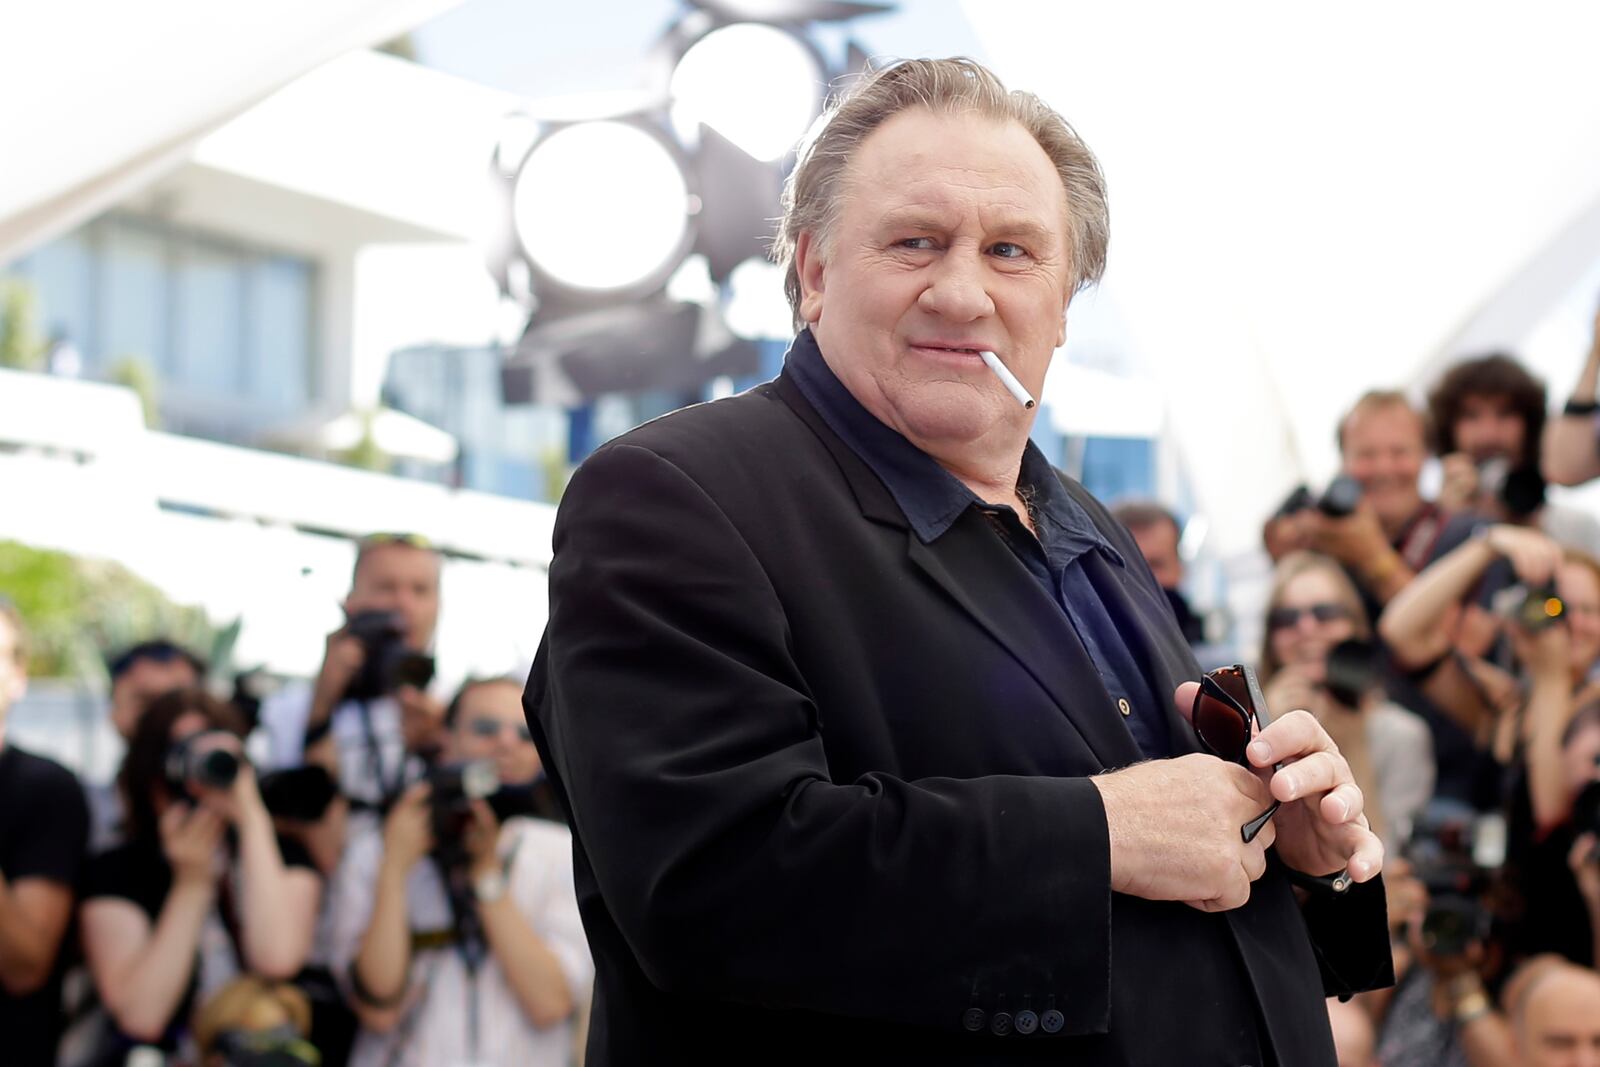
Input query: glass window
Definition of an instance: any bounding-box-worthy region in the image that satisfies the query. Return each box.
[249,256,313,410]
[172,240,246,394]
[99,220,170,376]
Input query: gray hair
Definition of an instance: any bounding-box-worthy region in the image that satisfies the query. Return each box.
[771,57,1110,328]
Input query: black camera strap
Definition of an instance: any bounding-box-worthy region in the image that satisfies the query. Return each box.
[356,697,407,812]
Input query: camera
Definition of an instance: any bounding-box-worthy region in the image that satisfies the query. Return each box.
[342,609,436,703]
[1404,802,1491,957]
[1490,582,1565,632]
[1323,638,1379,709]
[165,730,242,798]
[214,1027,320,1067]
[258,764,339,822]
[427,760,499,866]
[1273,475,1364,522]
[1476,457,1546,518]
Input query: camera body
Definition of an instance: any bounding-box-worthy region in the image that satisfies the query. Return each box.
[164,730,242,798]
[1476,457,1546,518]
[1405,805,1491,957]
[1274,476,1363,522]
[1490,582,1565,632]
[427,760,499,867]
[343,610,436,703]
[1323,638,1379,709]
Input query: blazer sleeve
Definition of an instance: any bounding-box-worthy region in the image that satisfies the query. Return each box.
[538,442,1116,1035]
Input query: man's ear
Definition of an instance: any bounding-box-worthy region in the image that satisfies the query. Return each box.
[1057,299,1070,349]
[795,230,826,325]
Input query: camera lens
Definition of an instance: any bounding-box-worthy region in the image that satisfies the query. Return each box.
[195,748,240,790]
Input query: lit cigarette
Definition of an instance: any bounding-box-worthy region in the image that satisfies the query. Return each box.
[979,350,1035,409]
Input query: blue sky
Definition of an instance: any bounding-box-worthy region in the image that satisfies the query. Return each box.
[412,0,984,99]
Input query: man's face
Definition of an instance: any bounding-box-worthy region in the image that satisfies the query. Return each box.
[1340,404,1425,529]
[1131,520,1184,591]
[447,680,542,786]
[1518,970,1600,1067]
[796,108,1074,453]
[0,618,26,742]
[1453,393,1527,464]
[110,655,200,740]
[346,545,440,652]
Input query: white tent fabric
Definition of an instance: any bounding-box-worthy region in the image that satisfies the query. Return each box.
[966,1,1600,555]
[0,0,463,266]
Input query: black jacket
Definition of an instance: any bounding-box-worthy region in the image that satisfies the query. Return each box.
[527,370,1392,1065]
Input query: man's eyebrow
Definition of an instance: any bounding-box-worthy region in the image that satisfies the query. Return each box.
[874,208,1059,247]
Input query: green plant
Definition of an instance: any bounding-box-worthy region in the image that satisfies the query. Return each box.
[106,356,161,428]
[334,409,392,473]
[0,540,229,682]
[0,278,46,371]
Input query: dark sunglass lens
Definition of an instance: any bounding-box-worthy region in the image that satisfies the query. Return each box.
[1212,669,1253,714]
[1267,607,1302,631]
[1194,691,1250,762]
[1310,603,1348,623]
[469,720,501,737]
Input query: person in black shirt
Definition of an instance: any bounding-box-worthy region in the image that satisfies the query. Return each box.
[0,598,91,1067]
[79,687,320,1062]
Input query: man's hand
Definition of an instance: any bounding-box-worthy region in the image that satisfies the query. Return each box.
[381,782,435,875]
[1484,524,1564,586]
[309,625,365,727]
[1308,503,1391,572]
[1225,690,1385,885]
[1264,511,1314,562]
[397,685,447,757]
[1090,753,1278,912]
[1437,453,1481,514]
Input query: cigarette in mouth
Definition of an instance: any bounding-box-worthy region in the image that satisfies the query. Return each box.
[979,350,1035,409]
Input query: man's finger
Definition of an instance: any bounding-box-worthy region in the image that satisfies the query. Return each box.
[1269,751,1354,803]
[1248,708,1333,766]
[1172,680,1200,725]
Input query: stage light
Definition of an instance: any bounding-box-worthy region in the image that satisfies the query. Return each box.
[511,120,695,297]
[670,23,824,162]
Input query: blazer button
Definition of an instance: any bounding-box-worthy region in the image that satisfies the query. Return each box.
[1117,698,1132,717]
[1013,1009,1039,1034]
[989,1011,1013,1036]
[1040,1008,1065,1034]
[962,1008,986,1032]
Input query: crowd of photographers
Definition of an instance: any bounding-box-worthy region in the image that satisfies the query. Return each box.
[0,533,589,1067]
[1121,312,1600,1066]
[7,311,1600,1065]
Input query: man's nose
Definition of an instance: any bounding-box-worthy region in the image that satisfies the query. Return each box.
[917,247,995,321]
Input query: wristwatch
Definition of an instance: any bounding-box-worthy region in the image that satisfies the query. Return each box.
[473,869,508,904]
[1564,397,1600,416]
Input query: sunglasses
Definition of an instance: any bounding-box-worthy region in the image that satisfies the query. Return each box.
[1266,603,1350,631]
[1193,664,1353,894]
[1192,664,1280,843]
[465,718,533,743]
[359,531,433,551]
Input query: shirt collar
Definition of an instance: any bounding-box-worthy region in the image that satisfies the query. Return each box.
[783,329,1122,565]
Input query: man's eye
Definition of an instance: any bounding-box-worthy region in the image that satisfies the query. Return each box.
[991,242,1028,259]
[897,237,936,250]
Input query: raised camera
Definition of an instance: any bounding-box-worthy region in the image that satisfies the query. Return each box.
[343,609,436,702]
[1490,582,1565,633]
[165,730,241,797]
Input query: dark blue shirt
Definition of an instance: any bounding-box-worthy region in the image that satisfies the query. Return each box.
[786,330,1171,759]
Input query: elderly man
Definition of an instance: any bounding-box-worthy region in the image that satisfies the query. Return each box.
[528,58,1390,1065]
[1513,963,1600,1067]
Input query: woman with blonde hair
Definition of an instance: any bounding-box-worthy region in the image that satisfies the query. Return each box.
[1260,551,1435,849]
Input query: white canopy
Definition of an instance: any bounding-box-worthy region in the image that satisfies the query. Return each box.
[0,0,463,265]
[966,1,1600,554]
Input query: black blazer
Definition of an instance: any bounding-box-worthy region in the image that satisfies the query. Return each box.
[527,371,1391,1065]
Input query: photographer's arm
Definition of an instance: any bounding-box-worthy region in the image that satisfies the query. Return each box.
[1378,535,1499,668]
[1543,306,1600,487]
[349,782,431,1033]
[1515,626,1578,832]
[229,770,319,979]
[81,807,220,1042]
[0,871,73,994]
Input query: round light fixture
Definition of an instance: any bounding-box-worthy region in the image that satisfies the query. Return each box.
[511,120,695,297]
[670,22,823,162]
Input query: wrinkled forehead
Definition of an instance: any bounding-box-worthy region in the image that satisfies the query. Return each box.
[353,542,441,590]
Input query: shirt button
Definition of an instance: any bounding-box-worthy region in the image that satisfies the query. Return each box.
[1013,1009,1039,1034]
[1118,698,1131,717]
[1041,1008,1065,1033]
[989,1011,1013,1036]
[962,1008,986,1032]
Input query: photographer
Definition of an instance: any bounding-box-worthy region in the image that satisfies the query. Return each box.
[331,677,590,1067]
[1259,552,1434,850]
[1265,391,1479,616]
[1542,298,1600,489]
[1429,353,1600,558]
[259,532,444,819]
[1,599,91,1066]
[79,688,321,1062]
